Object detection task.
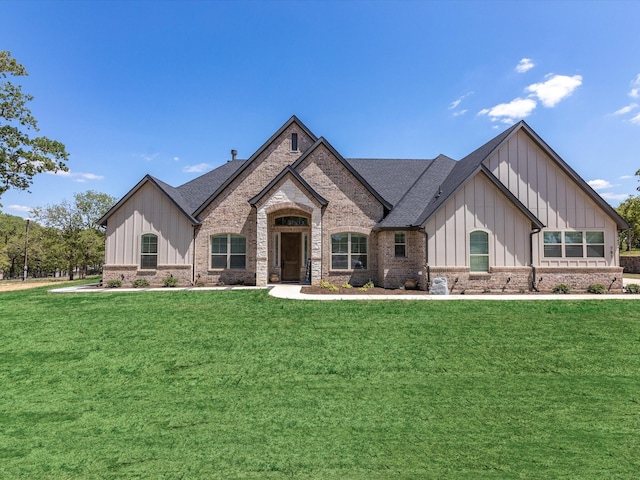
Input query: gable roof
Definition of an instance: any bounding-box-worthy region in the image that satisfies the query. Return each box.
[98,174,200,226]
[414,122,521,226]
[291,137,393,211]
[249,166,328,207]
[192,115,318,217]
[101,116,628,232]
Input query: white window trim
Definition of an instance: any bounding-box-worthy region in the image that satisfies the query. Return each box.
[210,234,247,270]
[394,231,407,258]
[140,232,158,270]
[330,232,368,271]
[542,230,605,259]
[468,229,490,273]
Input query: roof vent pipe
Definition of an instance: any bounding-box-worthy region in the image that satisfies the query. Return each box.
[231,149,237,161]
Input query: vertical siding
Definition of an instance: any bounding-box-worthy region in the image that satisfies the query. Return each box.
[425,173,531,267]
[485,130,617,267]
[105,182,193,266]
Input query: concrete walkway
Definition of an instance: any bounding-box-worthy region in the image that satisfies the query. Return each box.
[49,277,640,301]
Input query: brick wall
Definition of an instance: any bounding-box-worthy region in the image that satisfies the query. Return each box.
[421,266,624,293]
[103,264,192,287]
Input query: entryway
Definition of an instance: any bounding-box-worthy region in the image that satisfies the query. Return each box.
[281,232,301,282]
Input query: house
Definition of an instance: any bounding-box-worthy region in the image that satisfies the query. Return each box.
[99,116,628,292]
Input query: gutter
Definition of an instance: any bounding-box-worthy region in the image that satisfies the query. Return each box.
[420,228,430,291]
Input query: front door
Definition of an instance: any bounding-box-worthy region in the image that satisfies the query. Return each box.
[281,233,301,282]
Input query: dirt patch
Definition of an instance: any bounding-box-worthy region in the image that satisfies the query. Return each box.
[0,280,66,292]
[301,286,428,295]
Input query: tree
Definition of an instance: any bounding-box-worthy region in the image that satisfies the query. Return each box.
[32,191,116,279]
[616,195,640,251]
[0,51,69,202]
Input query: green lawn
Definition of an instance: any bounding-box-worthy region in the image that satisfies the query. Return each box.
[1,286,639,478]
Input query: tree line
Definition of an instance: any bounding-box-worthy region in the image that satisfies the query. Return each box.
[0,191,115,280]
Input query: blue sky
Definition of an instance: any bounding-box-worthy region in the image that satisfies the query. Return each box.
[1,0,639,217]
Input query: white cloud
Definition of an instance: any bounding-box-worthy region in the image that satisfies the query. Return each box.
[600,192,633,202]
[139,153,159,162]
[613,103,638,115]
[478,97,537,123]
[620,175,633,179]
[183,163,212,173]
[516,58,535,73]
[173,156,180,161]
[631,112,640,125]
[453,109,468,117]
[46,170,103,182]
[449,92,474,111]
[588,179,614,190]
[525,74,582,107]
[6,204,32,213]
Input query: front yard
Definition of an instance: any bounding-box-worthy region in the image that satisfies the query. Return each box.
[1,285,639,478]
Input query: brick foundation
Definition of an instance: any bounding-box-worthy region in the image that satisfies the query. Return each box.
[103,265,192,287]
[421,266,624,294]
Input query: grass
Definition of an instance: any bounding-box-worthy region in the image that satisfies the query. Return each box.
[620,248,640,257]
[1,285,639,478]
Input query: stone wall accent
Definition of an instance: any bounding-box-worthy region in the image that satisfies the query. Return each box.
[103,264,192,287]
[534,267,624,293]
[620,256,640,274]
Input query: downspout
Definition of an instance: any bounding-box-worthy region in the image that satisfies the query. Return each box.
[192,225,198,285]
[530,227,541,292]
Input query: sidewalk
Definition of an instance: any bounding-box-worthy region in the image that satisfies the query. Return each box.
[268,283,639,301]
[50,279,639,301]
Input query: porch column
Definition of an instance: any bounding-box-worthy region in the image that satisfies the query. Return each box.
[311,207,322,285]
[256,208,268,286]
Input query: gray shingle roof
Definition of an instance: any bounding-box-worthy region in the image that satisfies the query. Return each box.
[176,160,246,212]
[101,117,628,232]
[345,158,433,207]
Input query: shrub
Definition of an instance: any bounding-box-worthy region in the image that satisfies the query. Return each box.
[106,279,122,288]
[341,283,353,289]
[552,284,570,294]
[587,283,606,294]
[162,275,179,288]
[625,283,640,294]
[358,280,375,292]
[132,278,150,288]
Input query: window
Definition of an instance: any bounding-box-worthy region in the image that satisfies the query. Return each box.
[394,231,406,257]
[469,231,489,272]
[543,231,605,258]
[586,231,605,257]
[273,233,279,267]
[275,216,308,226]
[331,233,367,270]
[211,234,246,269]
[291,133,298,151]
[140,234,158,269]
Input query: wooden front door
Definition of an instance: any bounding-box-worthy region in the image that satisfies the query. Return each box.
[281,233,301,282]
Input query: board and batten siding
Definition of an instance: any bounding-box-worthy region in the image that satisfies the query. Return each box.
[484,130,618,267]
[104,182,194,267]
[424,173,531,267]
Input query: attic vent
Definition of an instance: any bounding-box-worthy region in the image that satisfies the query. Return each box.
[231,149,237,161]
[291,133,298,151]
